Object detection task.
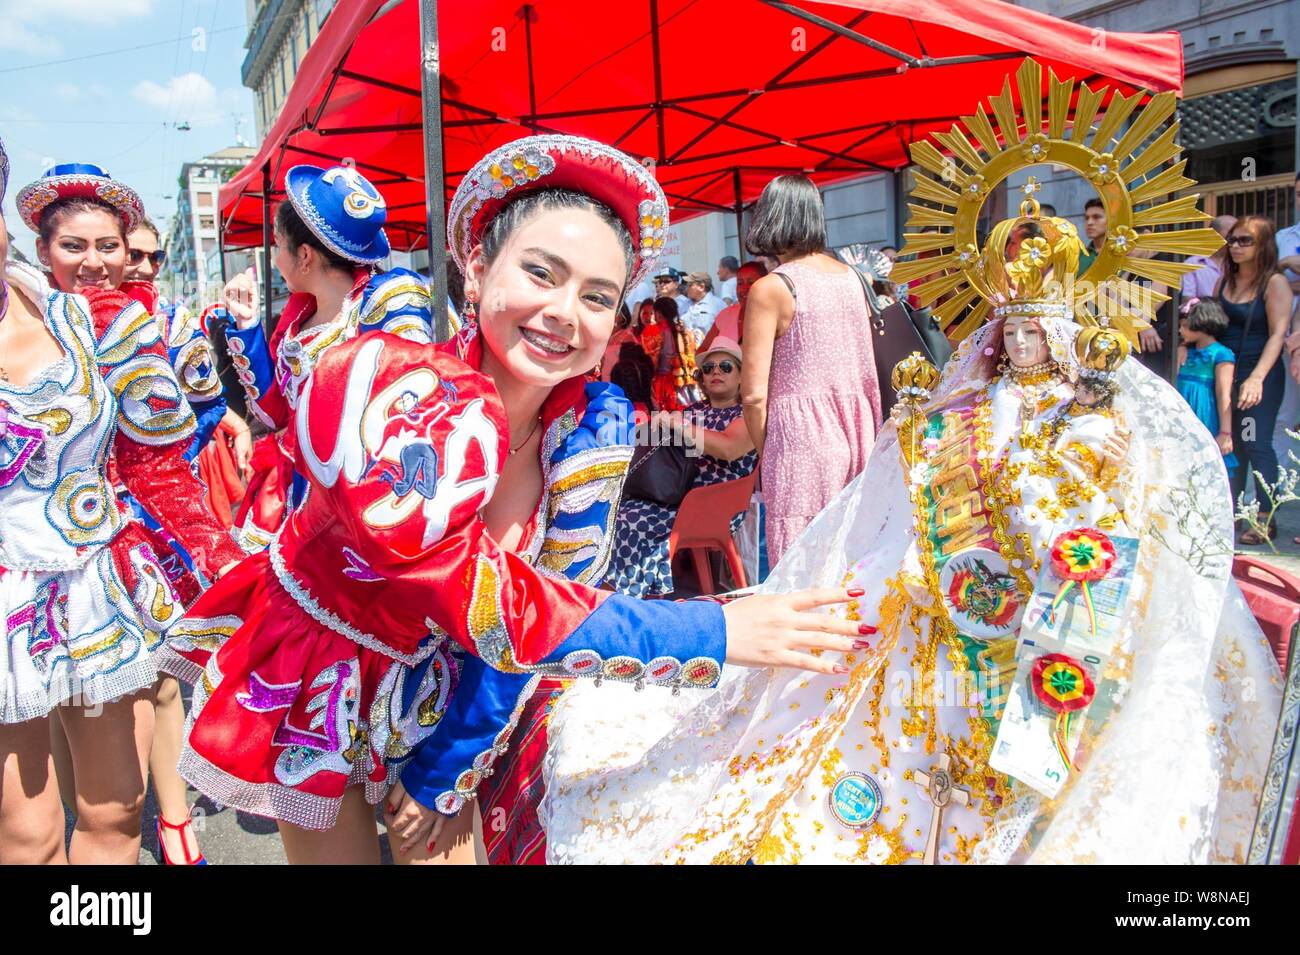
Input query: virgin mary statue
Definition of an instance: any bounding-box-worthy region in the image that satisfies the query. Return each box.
[539,61,1284,864]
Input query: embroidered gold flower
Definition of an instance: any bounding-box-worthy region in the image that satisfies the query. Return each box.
[1088,152,1118,185]
[1107,225,1140,255]
[1021,133,1050,162]
[960,174,987,203]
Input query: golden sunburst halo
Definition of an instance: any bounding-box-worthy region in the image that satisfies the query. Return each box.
[888,58,1224,347]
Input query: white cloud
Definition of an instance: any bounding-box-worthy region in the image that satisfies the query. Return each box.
[133,72,243,129]
[0,21,62,57]
[0,0,155,57]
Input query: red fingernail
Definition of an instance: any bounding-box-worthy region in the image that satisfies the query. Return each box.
[858,624,877,635]
[428,840,436,852]
[833,664,850,675]
[852,640,871,650]
[847,588,865,598]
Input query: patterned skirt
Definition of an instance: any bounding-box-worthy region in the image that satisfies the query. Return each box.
[0,521,186,723]
[159,553,458,830]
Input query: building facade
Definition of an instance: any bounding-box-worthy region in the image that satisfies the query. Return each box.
[677,0,1300,271]
[163,147,258,307]
[244,0,338,139]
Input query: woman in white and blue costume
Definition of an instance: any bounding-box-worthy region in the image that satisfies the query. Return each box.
[215,163,434,555]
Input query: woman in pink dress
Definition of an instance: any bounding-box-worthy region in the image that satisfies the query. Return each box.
[741,175,882,565]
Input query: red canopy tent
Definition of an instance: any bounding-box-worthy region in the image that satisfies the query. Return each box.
[220,0,1183,328]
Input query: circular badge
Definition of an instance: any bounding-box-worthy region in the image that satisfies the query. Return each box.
[937,547,1024,640]
[435,791,466,815]
[644,656,682,685]
[561,649,602,677]
[681,657,721,688]
[603,656,644,681]
[828,772,883,831]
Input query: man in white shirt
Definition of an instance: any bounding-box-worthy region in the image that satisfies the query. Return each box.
[681,271,725,344]
[716,256,739,305]
[703,260,767,349]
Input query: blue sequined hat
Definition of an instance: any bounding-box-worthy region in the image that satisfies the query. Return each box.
[16,162,145,234]
[284,164,390,264]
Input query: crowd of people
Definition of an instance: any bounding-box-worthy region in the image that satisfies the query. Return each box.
[0,109,1293,866]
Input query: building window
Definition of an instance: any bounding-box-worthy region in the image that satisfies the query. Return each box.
[200,215,216,231]
[197,192,214,209]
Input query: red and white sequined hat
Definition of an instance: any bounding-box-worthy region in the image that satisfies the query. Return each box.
[447,134,670,290]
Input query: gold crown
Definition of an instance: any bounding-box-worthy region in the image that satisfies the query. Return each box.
[888,58,1225,349]
[1074,325,1131,373]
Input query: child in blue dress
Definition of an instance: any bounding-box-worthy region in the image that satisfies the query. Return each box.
[1176,297,1237,475]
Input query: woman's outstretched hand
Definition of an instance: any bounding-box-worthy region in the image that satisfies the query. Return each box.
[721,587,872,676]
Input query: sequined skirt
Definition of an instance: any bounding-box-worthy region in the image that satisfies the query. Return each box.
[0,521,186,723]
[164,553,458,830]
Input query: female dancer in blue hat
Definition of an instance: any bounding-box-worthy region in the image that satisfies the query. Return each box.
[211,163,435,557]
[0,154,243,863]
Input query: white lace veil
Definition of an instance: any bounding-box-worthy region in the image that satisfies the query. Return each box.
[542,317,1282,864]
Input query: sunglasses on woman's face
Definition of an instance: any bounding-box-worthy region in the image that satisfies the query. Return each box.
[1226,235,1256,247]
[700,360,737,375]
[127,249,167,267]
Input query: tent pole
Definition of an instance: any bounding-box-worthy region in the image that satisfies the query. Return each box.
[418,0,450,340]
[523,4,538,131]
[733,167,745,260]
[261,163,273,333]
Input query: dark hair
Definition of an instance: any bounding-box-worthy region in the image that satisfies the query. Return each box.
[1222,215,1280,302]
[1185,298,1229,338]
[615,301,632,330]
[38,197,126,244]
[1039,204,1058,217]
[610,347,655,408]
[479,188,634,292]
[880,245,898,255]
[745,174,827,258]
[652,295,682,330]
[719,255,740,271]
[1084,197,1105,213]
[275,200,355,273]
[445,259,465,313]
[134,215,160,241]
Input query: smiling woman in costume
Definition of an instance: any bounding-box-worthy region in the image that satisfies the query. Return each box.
[166,134,869,865]
[540,62,1283,865]
[0,155,242,864]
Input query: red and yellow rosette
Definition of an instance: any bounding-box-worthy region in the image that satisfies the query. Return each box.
[1031,652,1096,772]
[1048,528,1117,637]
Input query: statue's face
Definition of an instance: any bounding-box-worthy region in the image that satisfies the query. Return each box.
[1002,316,1050,368]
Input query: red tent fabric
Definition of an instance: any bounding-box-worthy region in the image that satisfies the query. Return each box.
[220,0,1183,250]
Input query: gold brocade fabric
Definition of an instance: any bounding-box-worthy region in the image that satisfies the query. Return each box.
[541,318,1282,865]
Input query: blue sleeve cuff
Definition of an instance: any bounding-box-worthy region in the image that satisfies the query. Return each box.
[541,595,726,690]
[224,322,276,408]
[400,656,533,815]
[184,396,227,461]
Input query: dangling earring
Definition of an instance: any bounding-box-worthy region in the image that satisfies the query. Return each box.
[996,353,1009,376]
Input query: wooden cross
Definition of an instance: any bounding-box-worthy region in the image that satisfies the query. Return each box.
[912,752,971,865]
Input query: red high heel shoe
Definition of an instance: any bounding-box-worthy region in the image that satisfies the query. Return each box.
[157,814,207,865]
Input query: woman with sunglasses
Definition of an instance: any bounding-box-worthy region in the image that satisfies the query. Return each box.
[1216,216,1293,544]
[609,338,756,597]
[1,155,242,863]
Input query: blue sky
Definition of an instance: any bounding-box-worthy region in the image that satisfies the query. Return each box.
[1,0,255,260]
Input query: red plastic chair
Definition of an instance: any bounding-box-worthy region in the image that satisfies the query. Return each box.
[1232,556,1300,670]
[667,472,757,596]
[1232,556,1300,866]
